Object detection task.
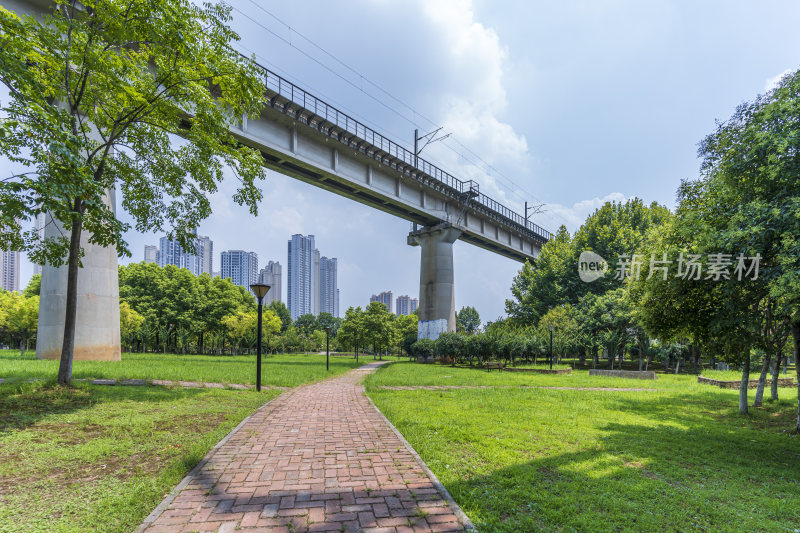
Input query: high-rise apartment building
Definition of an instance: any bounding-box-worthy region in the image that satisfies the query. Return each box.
[144,245,159,264]
[395,295,418,316]
[370,291,393,313]
[258,260,282,306]
[287,234,315,320]
[0,250,20,292]
[158,234,213,276]
[221,250,258,290]
[319,256,338,317]
[197,236,213,275]
[312,249,320,316]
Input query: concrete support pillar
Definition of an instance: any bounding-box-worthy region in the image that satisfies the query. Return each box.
[36,191,121,361]
[408,223,461,341]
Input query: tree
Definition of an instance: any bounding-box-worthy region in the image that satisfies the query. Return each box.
[22,274,41,298]
[294,314,319,336]
[337,306,365,354]
[456,306,480,334]
[5,293,39,356]
[362,301,395,358]
[506,199,669,326]
[693,68,800,425]
[411,338,435,362]
[268,301,292,333]
[395,313,418,356]
[257,309,282,354]
[537,304,580,365]
[0,1,267,384]
[221,311,255,355]
[434,332,465,366]
[317,312,342,337]
[119,300,144,354]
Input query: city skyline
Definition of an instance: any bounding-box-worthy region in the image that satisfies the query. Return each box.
[287,234,340,320]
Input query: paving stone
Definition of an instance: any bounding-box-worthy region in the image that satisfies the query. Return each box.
[139,362,468,532]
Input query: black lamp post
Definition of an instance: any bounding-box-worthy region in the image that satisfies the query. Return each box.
[548,324,554,370]
[325,327,331,371]
[355,334,359,363]
[250,283,271,392]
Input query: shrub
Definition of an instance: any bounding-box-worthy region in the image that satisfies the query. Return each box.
[411,338,435,361]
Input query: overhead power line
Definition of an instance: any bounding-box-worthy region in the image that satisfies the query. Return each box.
[232,3,572,228]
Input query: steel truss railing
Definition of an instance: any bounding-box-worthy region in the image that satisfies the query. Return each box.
[253,62,551,245]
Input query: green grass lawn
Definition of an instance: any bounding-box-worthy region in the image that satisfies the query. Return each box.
[366,362,800,532]
[0,350,364,387]
[0,349,369,533]
[0,381,279,533]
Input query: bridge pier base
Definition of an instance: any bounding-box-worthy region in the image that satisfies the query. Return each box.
[36,197,121,361]
[408,223,461,344]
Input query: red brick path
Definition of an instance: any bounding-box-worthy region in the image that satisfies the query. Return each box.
[139,362,470,533]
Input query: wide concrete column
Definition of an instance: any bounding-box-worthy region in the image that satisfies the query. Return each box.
[36,191,121,361]
[408,222,462,341]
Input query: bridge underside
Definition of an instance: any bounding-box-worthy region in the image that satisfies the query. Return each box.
[234,104,545,264]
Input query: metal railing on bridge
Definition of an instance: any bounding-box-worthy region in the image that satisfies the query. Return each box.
[254,62,551,245]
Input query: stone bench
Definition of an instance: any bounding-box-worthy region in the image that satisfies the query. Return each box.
[503,367,572,374]
[589,369,657,380]
[698,376,796,389]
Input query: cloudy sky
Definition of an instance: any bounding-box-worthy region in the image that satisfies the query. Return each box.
[9,0,800,323]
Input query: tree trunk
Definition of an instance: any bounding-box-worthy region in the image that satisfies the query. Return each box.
[578,346,586,367]
[739,350,751,415]
[592,348,598,369]
[710,354,716,369]
[645,353,652,371]
[770,355,782,402]
[58,211,83,386]
[792,321,800,433]
[754,352,772,408]
[19,338,26,358]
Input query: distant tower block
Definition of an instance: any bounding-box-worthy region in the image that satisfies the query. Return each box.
[36,192,121,361]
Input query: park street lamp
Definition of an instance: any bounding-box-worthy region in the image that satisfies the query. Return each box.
[548,324,554,370]
[250,283,271,392]
[325,327,332,371]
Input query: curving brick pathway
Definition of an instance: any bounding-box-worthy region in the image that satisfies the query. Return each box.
[138,362,471,533]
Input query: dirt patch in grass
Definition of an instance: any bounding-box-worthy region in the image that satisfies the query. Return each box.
[153,412,227,433]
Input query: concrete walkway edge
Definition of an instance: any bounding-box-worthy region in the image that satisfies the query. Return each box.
[363,393,477,532]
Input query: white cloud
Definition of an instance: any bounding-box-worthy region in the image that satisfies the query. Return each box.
[545,192,628,232]
[764,68,792,92]
[412,0,532,211]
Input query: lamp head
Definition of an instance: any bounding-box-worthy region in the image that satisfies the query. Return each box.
[250,283,271,301]
[548,324,554,332]
[325,327,332,334]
